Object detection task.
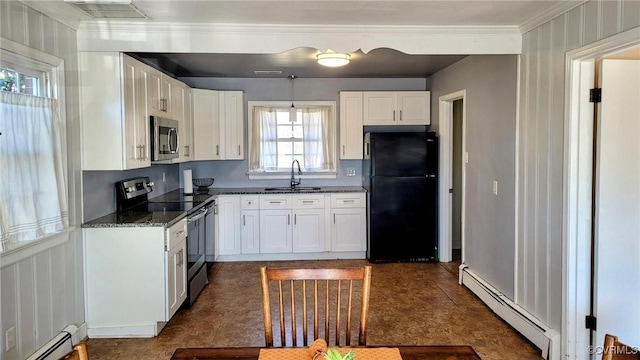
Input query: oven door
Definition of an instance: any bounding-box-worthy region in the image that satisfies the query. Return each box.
[186,206,207,280]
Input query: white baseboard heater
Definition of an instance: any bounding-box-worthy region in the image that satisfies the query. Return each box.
[26,325,84,360]
[459,265,560,360]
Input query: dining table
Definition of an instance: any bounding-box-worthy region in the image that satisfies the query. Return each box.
[170,345,482,360]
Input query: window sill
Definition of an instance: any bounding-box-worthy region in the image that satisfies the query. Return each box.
[0,227,76,268]
[248,172,337,181]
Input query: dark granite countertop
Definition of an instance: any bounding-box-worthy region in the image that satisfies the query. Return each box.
[82,210,187,228]
[82,186,364,228]
[206,186,366,195]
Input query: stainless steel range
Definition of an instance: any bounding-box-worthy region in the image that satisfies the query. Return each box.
[115,177,212,306]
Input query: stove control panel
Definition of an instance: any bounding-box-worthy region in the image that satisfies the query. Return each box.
[117,177,154,200]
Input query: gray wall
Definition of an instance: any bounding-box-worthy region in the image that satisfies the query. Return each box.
[82,164,180,221]
[0,2,85,359]
[179,77,428,188]
[428,55,518,298]
[517,0,640,331]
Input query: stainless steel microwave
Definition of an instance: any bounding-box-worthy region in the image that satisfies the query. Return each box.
[150,116,179,161]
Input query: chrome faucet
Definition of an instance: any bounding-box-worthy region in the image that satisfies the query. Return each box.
[291,159,301,189]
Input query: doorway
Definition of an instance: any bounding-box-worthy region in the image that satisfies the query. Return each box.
[438,90,466,263]
[451,99,464,262]
[564,28,640,359]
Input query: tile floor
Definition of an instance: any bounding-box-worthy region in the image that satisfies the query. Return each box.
[86,260,543,360]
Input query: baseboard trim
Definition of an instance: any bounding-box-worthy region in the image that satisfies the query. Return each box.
[460,267,560,360]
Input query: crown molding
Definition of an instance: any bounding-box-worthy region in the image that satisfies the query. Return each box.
[76,22,522,55]
[519,0,588,34]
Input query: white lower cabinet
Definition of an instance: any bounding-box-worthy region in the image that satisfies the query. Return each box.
[330,193,367,252]
[214,191,366,260]
[166,236,187,319]
[293,209,326,253]
[216,195,241,256]
[83,218,188,337]
[260,209,293,253]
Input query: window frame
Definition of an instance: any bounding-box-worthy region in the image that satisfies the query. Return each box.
[247,100,337,180]
[0,37,71,260]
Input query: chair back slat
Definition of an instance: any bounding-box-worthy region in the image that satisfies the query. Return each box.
[260,266,372,347]
[302,280,308,346]
[602,334,640,360]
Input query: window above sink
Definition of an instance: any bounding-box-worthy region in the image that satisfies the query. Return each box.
[247,101,337,181]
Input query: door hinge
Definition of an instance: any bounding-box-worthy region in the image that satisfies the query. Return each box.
[449,188,454,194]
[585,315,597,330]
[590,88,602,103]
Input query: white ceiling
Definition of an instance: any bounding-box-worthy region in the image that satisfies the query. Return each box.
[27,0,585,78]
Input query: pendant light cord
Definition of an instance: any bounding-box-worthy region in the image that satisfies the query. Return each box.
[289,75,296,108]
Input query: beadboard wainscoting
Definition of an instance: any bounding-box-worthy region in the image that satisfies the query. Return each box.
[0,1,85,360]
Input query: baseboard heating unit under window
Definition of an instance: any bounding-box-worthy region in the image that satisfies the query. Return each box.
[26,325,81,360]
[458,265,560,360]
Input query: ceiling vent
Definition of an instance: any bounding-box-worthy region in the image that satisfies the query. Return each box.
[64,0,149,19]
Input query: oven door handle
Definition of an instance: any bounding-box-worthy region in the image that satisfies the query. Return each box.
[187,208,208,222]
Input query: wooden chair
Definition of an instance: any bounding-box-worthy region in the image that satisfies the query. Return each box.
[62,342,89,360]
[259,265,372,347]
[603,334,640,360]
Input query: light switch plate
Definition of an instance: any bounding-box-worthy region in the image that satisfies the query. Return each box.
[346,167,356,176]
[492,180,498,195]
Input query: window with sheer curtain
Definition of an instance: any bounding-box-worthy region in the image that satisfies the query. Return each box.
[0,44,68,253]
[248,101,336,177]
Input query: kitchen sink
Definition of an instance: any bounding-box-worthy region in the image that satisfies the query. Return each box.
[263,187,322,191]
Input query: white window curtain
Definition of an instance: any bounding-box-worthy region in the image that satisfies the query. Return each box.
[302,106,334,171]
[0,91,68,252]
[250,106,278,171]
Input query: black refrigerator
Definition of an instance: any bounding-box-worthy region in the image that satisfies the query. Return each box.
[363,132,438,262]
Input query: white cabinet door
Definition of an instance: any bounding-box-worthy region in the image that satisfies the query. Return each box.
[193,89,221,160]
[331,208,367,252]
[397,91,430,125]
[260,210,292,253]
[148,68,175,118]
[339,92,364,159]
[166,238,186,320]
[175,86,193,163]
[241,209,260,254]
[292,209,326,253]
[363,92,397,125]
[162,75,174,118]
[363,91,430,126]
[216,195,241,255]
[221,91,245,160]
[80,52,149,170]
[147,67,164,117]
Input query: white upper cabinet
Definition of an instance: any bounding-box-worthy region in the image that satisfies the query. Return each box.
[339,91,364,160]
[80,52,150,170]
[148,67,178,119]
[220,91,245,160]
[192,89,244,160]
[173,84,193,163]
[193,89,221,160]
[363,91,430,126]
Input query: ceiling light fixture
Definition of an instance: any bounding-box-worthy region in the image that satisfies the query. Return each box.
[289,75,297,120]
[316,49,350,67]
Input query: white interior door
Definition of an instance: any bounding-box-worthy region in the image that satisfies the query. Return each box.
[594,59,640,348]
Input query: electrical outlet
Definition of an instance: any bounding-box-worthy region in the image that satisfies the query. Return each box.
[5,326,16,351]
[346,167,356,177]
[492,180,498,195]
[464,152,469,164]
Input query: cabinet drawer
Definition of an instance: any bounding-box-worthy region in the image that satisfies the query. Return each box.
[292,194,325,209]
[166,218,187,249]
[241,195,259,210]
[259,195,292,209]
[330,193,366,208]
